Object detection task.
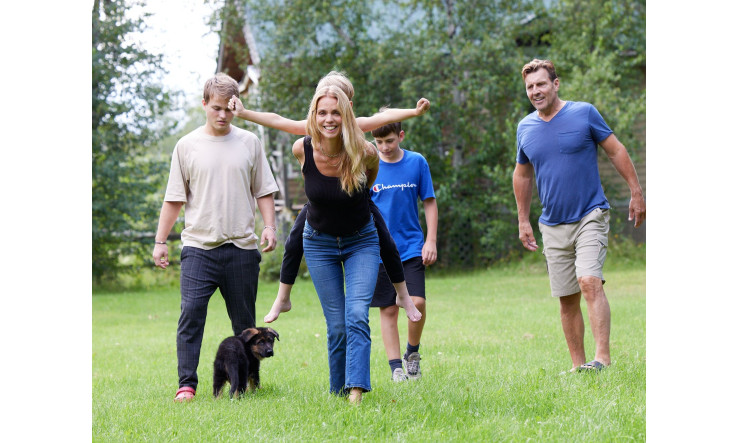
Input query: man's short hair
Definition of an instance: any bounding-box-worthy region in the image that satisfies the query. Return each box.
[521,59,558,81]
[370,107,402,138]
[203,73,240,103]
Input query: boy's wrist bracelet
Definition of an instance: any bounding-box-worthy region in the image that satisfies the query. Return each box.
[263,226,277,233]
[154,241,167,245]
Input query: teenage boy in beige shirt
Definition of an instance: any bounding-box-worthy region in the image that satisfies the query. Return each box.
[152,73,279,402]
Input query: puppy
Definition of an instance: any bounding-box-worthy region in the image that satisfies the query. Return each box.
[213,327,279,398]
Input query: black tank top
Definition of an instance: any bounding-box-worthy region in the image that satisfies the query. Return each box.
[303,137,371,236]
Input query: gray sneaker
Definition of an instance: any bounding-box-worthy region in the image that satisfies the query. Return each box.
[392,367,408,382]
[403,352,422,380]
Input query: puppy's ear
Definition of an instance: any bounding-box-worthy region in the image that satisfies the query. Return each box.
[266,327,279,341]
[240,328,260,342]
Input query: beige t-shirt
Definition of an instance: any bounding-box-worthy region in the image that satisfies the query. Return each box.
[164,125,279,250]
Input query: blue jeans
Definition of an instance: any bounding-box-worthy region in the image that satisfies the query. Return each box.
[303,218,380,395]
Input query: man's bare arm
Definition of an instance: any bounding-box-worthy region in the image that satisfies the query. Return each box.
[600,134,646,228]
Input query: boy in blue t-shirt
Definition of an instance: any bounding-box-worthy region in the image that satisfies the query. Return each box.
[370,116,438,381]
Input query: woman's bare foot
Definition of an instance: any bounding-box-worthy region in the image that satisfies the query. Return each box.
[264,283,293,323]
[348,387,363,404]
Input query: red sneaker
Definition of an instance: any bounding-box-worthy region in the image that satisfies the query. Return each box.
[174,386,195,402]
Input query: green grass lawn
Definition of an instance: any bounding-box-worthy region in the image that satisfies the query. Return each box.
[92,258,645,442]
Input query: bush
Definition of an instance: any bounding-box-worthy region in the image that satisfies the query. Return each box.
[259,243,310,283]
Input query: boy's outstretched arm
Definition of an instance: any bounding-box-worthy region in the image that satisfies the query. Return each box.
[229,95,307,135]
[357,98,430,133]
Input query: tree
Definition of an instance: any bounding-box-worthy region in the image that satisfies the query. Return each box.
[229,0,538,267]
[545,0,646,232]
[92,0,174,282]
[385,0,540,266]
[216,0,645,270]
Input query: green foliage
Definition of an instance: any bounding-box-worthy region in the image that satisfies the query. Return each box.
[546,0,646,157]
[388,0,538,267]
[259,243,310,282]
[93,264,646,440]
[101,0,645,283]
[92,0,176,283]
[607,234,646,267]
[221,0,645,272]
[544,0,647,240]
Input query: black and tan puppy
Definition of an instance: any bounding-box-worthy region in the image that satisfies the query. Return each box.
[213,327,279,398]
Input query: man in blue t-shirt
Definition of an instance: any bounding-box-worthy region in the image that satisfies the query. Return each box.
[513,59,646,373]
[370,117,437,381]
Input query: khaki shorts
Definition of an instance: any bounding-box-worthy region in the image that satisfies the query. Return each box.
[539,208,610,297]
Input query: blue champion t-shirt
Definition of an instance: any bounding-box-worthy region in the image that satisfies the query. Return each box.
[516,101,612,226]
[370,149,435,262]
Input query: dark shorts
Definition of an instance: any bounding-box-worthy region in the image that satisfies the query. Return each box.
[371,256,426,308]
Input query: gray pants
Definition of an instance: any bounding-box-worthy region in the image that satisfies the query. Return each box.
[176,244,261,390]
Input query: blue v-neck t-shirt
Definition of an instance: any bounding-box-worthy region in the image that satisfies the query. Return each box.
[516,101,613,226]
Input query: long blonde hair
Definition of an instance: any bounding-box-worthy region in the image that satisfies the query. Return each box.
[306,85,369,195]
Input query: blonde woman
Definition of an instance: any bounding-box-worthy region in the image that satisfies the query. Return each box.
[294,85,421,403]
[228,72,429,325]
